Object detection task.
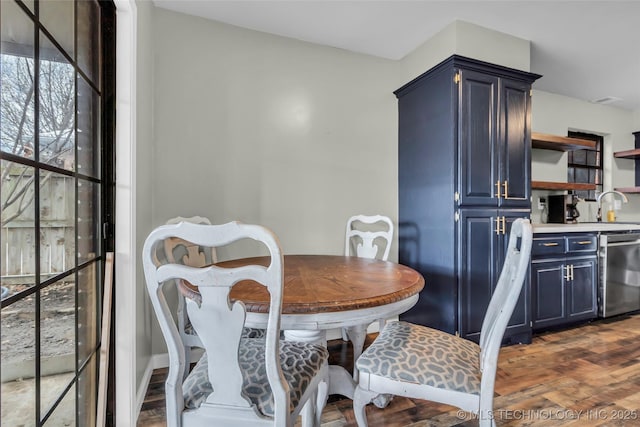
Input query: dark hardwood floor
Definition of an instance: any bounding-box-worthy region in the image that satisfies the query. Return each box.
[138,314,640,426]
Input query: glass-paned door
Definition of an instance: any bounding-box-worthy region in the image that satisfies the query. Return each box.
[0,1,115,426]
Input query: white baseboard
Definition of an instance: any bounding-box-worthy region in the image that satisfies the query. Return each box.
[135,357,156,419]
[135,349,205,421]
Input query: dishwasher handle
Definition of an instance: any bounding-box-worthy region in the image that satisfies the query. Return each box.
[604,233,640,247]
[607,239,640,247]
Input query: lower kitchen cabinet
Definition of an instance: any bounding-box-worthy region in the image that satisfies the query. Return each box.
[567,257,598,321]
[459,209,531,343]
[531,233,598,330]
[531,260,565,327]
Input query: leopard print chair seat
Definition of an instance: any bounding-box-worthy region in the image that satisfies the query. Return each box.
[356,321,481,395]
[352,218,533,427]
[183,339,328,416]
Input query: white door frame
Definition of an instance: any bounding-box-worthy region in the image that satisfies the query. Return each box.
[114,0,137,425]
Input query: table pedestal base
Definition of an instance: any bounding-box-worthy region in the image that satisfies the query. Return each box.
[344,324,367,381]
[284,329,356,398]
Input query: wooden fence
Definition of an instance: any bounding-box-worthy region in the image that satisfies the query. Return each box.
[1,173,76,286]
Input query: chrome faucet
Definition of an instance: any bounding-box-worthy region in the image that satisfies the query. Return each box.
[596,190,629,222]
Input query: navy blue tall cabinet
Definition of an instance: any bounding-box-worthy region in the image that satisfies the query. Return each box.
[396,55,541,343]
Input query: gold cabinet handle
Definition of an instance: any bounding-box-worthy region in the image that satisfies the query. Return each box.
[570,264,575,280]
[495,217,501,235]
[501,216,506,235]
[495,181,502,199]
[577,241,592,245]
[503,180,509,199]
[543,242,559,247]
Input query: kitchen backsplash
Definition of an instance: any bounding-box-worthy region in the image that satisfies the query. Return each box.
[531,189,640,224]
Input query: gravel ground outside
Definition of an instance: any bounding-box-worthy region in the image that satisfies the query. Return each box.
[1,281,77,426]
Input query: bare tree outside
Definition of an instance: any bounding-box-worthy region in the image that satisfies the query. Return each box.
[1,52,75,225]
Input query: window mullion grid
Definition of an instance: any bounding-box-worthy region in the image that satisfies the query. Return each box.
[33,0,42,424]
[73,1,81,424]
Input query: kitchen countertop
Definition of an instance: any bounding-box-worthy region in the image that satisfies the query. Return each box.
[533,222,640,233]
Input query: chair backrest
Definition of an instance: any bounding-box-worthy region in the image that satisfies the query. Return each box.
[155,216,218,349]
[156,216,218,267]
[345,214,394,261]
[478,218,532,404]
[142,221,288,424]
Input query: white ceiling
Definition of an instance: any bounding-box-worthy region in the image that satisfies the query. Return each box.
[153,1,640,111]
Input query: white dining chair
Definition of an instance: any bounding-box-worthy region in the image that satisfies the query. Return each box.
[342,214,394,378]
[143,221,329,427]
[345,214,393,262]
[156,216,269,379]
[157,216,218,374]
[353,218,533,427]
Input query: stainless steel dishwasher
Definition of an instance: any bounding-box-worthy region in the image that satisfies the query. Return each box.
[599,232,640,317]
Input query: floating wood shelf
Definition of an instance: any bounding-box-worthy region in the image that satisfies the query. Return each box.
[614,187,640,193]
[532,181,596,191]
[615,132,640,189]
[614,149,640,159]
[532,132,596,151]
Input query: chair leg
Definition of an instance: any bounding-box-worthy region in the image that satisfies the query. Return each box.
[378,317,386,332]
[301,367,329,427]
[301,397,316,427]
[341,327,349,341]
[315,373,329,426]
[476,410,497,427]
[353,387,378,427]
[478,415,495,427]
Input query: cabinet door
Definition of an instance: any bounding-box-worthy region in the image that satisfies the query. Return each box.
[458,70,499,207]
[458,209,499,340]
[498,79,531,208]
[459,210,530,342]
[567,257,597,321]
[531,260,567,329]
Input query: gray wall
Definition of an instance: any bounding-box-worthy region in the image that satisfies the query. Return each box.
[148,7,401,356]
[150,8,399,267]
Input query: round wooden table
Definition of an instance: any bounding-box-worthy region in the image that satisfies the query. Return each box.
[225,255,425,403]
[227,254,424,329]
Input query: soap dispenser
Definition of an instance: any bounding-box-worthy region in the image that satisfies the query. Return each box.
[607,203,616,222]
